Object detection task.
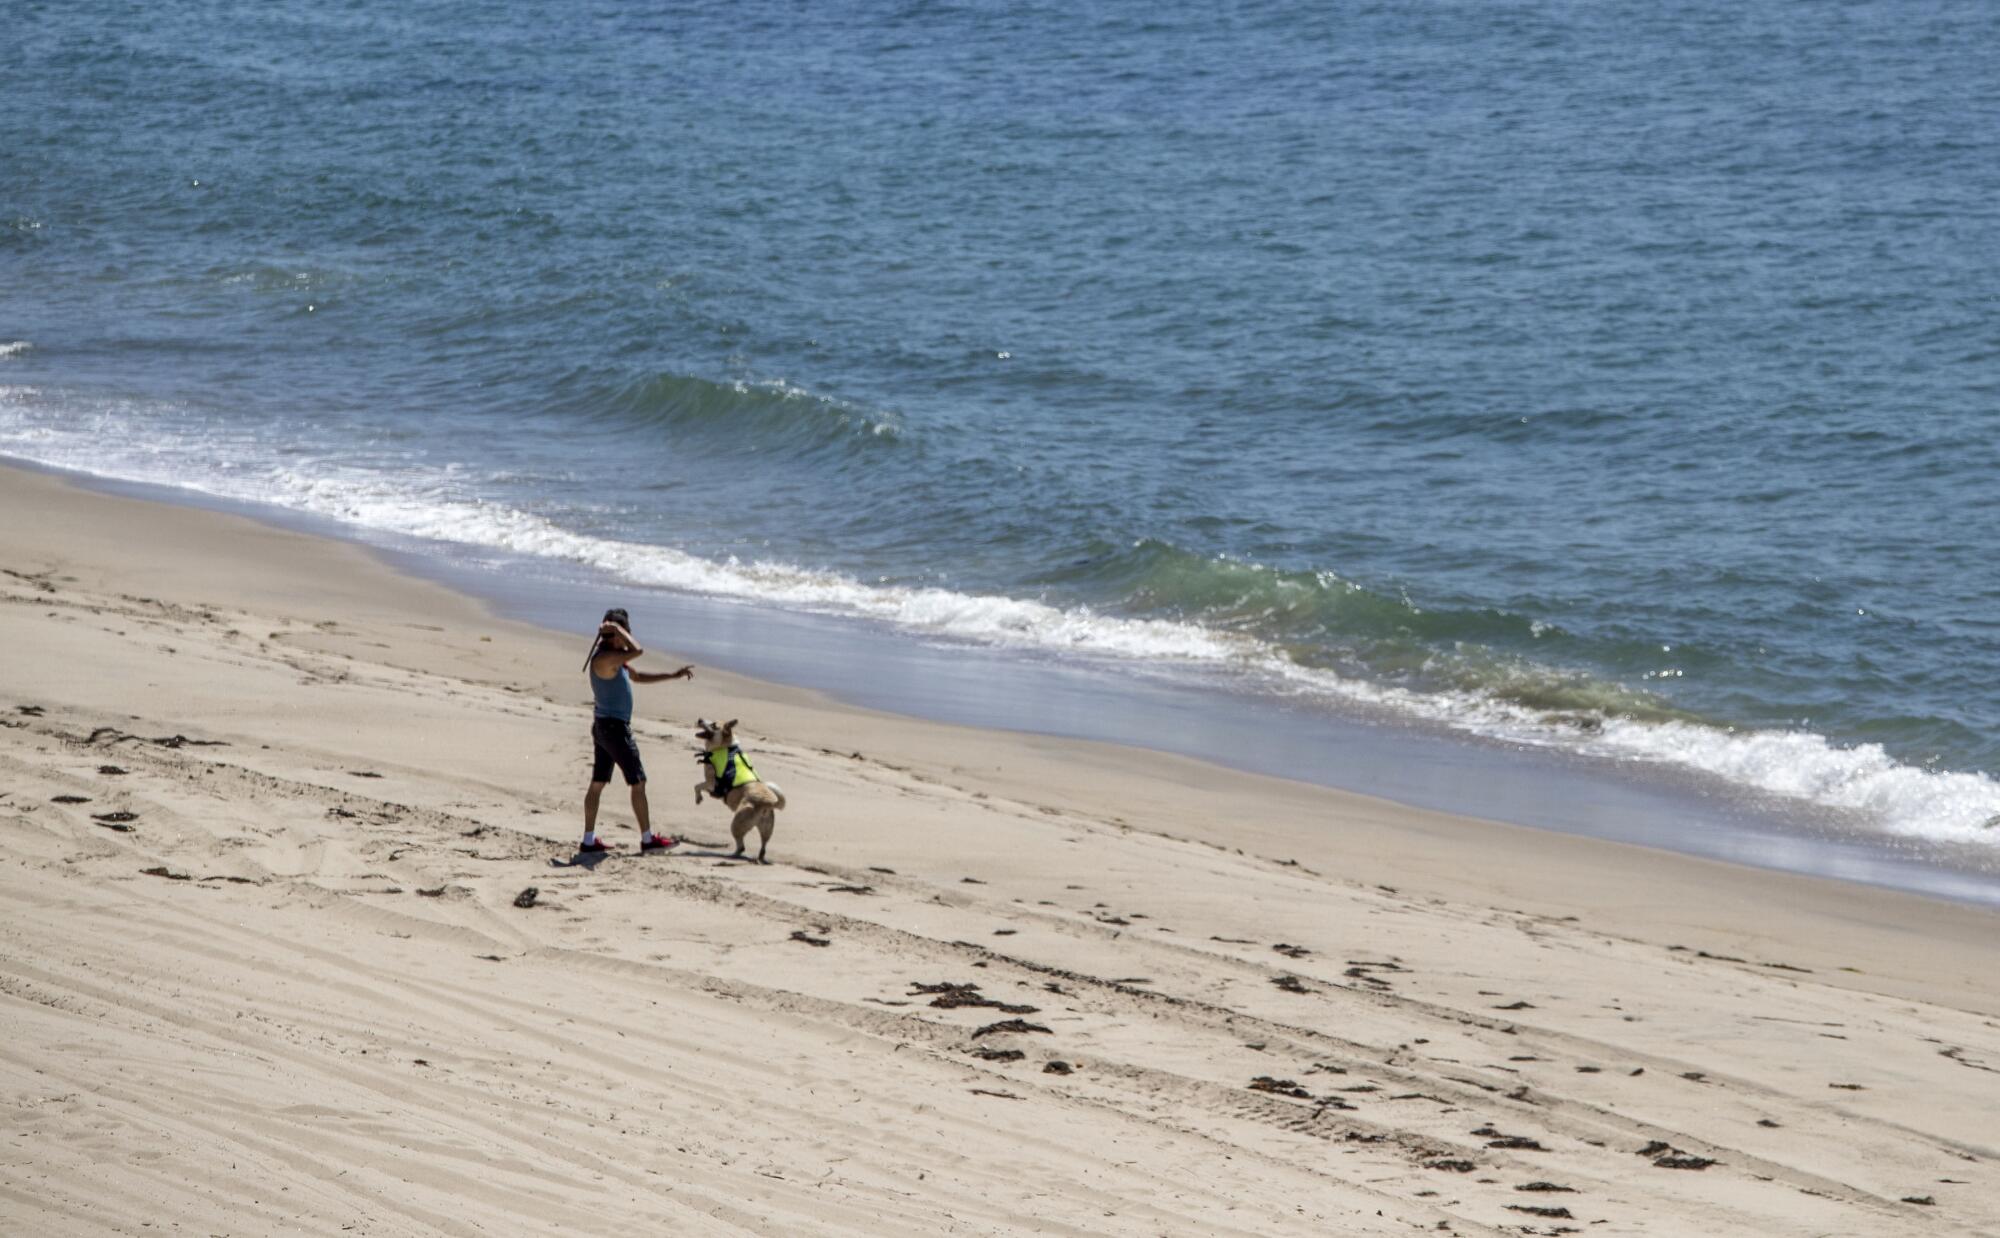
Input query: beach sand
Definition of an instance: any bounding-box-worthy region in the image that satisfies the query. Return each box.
[2,461,1997,1236]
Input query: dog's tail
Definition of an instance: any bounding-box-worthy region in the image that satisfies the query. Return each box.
[766,782,787,811]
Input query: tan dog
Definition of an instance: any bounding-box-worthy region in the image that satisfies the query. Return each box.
[693,719,787,863]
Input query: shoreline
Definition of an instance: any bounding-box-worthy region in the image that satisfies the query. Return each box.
[14,453,2000,909]
[5,461,2000,1234]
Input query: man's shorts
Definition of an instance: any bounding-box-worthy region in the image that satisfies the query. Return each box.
[590,717,647,785]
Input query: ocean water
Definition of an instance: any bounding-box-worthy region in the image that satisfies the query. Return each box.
[6,1,2000,850]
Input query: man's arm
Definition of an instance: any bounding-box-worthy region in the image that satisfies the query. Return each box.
[589,623,645,678]
[630,665,694,685]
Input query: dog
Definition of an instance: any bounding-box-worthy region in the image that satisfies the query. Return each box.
[693,719,787,863]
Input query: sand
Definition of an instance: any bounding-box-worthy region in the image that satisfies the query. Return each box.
[2,460,1997,1236]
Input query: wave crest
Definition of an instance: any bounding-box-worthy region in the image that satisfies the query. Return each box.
[585,370,902,454]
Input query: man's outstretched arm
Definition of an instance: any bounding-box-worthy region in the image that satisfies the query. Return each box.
[630,664,693,685]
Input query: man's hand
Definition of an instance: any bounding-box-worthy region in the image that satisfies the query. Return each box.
[673,665,694,680]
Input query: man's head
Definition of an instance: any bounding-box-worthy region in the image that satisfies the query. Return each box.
[585,607,634,667]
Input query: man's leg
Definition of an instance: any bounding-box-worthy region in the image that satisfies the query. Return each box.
[583,720,616,850]
[630,781,651,838]
[611,723,670,850]
[584,780,607,844]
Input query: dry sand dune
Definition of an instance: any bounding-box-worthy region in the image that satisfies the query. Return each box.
[3,464,1999,1235]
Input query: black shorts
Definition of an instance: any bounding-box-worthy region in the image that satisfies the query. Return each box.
[590,717,647,785]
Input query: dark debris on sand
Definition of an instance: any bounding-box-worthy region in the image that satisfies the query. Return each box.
[789,930,831,947]
[1248,1076,1311,1098]
[1489,1136,1547,1151]
[152,734,226,749]
[970,1018,1052,1039]
[512,887,539,909]
[1343,961,1402,989]
[81,726,225,750]
[1654,1155,1715,1170]
[912,981,1038,1014]
[1635,1140,1716,1170]
[1271,975,1310,993]
[1472,1124,1548,1151]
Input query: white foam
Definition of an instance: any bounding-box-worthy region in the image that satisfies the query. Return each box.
[0,342,31,359]
[3,387,1997,844]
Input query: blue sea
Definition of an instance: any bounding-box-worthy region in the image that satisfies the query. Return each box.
[7,1,2000,867]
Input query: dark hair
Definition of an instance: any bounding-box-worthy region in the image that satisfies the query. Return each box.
[584,607,633,669]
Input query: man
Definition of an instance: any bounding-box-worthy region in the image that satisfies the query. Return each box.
[581,608,692,854]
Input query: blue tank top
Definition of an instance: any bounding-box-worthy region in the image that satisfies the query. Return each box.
[590,664,633,721]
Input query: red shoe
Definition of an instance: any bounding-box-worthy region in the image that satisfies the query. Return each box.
[578,839,612,854]
[640,834,679,853]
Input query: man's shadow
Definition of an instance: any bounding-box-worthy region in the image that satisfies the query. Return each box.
[546,837,743,869]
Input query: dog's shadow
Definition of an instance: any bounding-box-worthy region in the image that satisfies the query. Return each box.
[681,847,768,865]
[666,835,764,865]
